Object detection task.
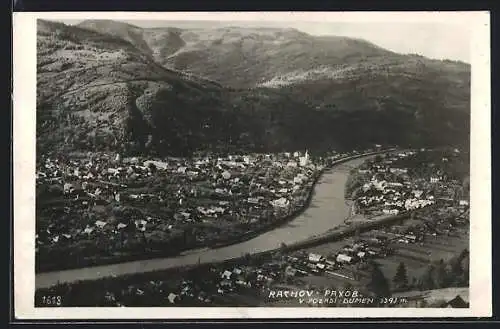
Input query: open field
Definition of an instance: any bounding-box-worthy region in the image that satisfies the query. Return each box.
[273,225,469,294]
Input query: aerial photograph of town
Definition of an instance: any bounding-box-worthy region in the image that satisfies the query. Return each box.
[33,17,471,309]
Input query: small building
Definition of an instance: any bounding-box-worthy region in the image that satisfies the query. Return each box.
[412,190,424,198]
[336,254,353,264]
[308,253,323,263]
[134,219,148,232]
[167,293,178,304]
[95,220,107,229]
[221,270,232,280]
[459,200,469,206]
[404,234,417,242]
[63,183,74,194]
[144,160,168,170]
[357,251,366,259]
[271,197,289,208]
[83,226,94,235]
[285,266,297,277]
[222,171,231,180]
[441,295,469,308]
[316,263,326,270]
[325,259,336,266]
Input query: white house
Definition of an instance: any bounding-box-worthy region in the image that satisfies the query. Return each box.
[404,234,417,242]
[412,190,424,198]
[325,259,336,266]
[271,197,289,208]
[134,219,148,232]
[167,293,178,304]
[143,160,168,170]
[285,266,297,277]
[299,150,309,167]
[316,263,326,270]
[221,270,232,280]
[383,209,399,215]
[308,253,323,263]
[95,220,107,229]
[336,254,353,264]
[63,183,74,194]
[430,176,441,183]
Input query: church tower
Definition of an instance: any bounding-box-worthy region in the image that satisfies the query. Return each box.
[300,149,309,167]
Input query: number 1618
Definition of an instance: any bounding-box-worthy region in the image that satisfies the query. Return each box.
[41,295,62,306]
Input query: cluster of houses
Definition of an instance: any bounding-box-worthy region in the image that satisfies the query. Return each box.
[366,202,469,247]
[36,149,353,260]
[96,262,288,307]
[87,200,470,307]
[282,236,393,278]
[353,150,468,218]
[88,234,398,306]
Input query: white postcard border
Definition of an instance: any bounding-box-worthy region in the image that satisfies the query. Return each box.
[13,11,492,319]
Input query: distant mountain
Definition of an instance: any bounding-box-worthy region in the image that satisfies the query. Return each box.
[77,20,470,88]
[36,19,470,157]
[77,20,470,116]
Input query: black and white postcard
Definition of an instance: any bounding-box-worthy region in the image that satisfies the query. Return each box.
[13,11,491,319]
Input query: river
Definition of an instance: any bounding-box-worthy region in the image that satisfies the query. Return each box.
[35,155,373,289]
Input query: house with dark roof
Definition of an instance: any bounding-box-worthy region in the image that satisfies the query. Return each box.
[440,295,469,308]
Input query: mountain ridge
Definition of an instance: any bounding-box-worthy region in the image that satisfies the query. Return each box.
[76,19,469,89]
[37,19,470,157]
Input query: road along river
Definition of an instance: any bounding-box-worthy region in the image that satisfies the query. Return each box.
[36,154,377,289]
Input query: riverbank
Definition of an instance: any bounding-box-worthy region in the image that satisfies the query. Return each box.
[37,151,388,273]
[36,171,321,273]
[35,203,436,295]
[35,151,394,289]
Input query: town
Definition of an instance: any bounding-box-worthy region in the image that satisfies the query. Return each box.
[35,148,470,308]
[36,146,379,271]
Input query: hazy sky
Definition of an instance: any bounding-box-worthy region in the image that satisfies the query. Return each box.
[59,19,471,63]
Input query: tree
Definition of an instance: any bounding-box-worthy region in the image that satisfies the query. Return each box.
[366,261,390,298]
[148,163,157,174]
[435,259,450,288]
[410,277,418,289]
[145,134,154,150]
[393,262,409,290]
[449,249,470,286]
[418,265,436,291]
[243,252,252,264]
